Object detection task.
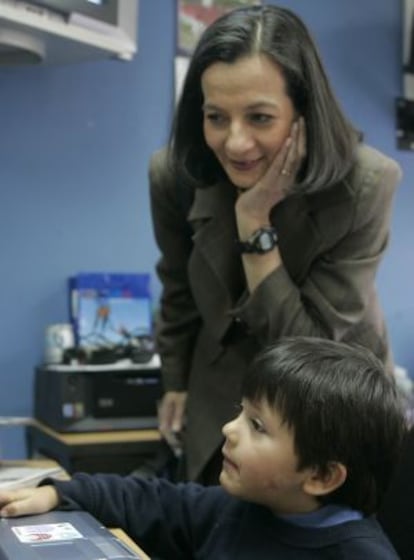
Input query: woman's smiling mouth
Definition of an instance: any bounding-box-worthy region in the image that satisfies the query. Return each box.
[229,158,263,172]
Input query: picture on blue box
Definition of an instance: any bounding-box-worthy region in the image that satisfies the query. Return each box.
[78,293,152,347]
[69,273,153,349]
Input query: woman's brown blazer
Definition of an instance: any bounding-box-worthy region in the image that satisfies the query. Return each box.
[149,143,402,480]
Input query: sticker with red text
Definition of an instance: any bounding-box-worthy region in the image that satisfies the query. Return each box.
[11,522,83,543]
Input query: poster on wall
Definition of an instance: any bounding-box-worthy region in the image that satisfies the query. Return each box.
[175,0,262,101]
[397,0,414,150]
[403,0,414,95]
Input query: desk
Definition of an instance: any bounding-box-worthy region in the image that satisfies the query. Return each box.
[26,420,161,475]
[111,528,150,559]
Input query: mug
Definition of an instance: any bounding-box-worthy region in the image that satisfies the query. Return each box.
[44,323,74,364]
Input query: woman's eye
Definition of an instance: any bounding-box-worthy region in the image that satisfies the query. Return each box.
[205,113,226,125]
[250,113,273,124]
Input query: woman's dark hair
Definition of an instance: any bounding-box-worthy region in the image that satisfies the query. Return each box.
[242,337,406,515]
[170,5,358,193]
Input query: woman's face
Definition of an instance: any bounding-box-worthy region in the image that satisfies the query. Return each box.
[201,54,296,190]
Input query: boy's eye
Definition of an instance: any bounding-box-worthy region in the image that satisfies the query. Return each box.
[249,417,266,434]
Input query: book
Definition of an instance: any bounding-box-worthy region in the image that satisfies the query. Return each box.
[0,464,64,491]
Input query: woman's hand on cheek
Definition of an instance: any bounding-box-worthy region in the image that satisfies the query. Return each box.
[235,117,306,232]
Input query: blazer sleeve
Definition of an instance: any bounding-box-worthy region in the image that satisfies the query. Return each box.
[235,149,402,345]
[149,148,201,391]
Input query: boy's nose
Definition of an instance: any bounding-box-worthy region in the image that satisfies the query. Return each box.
[222,417,237,439]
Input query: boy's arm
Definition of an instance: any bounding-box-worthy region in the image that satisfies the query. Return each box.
[51,473,226,558]
[1,472,228,558]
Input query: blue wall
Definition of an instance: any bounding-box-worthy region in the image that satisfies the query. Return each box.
[0,0,412,457]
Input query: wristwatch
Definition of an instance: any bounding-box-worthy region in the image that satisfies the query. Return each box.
[236,226,278,254]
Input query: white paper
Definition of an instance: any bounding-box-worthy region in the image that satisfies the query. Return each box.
[0,465,64,491]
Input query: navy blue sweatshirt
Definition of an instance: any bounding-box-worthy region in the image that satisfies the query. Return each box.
[48,474,399,559]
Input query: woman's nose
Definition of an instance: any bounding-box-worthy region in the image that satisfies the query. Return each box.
[225,123,254,155]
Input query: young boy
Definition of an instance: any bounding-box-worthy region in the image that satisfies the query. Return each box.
[0,338,405,559]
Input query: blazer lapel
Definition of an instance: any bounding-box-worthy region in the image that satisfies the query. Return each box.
[273,181,354,285]
[187,183,244,340]
[272,195,321,285]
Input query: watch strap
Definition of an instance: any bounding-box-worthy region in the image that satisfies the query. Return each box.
[236,226,278,254]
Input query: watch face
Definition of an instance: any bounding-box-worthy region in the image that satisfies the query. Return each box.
[259,231,274,251]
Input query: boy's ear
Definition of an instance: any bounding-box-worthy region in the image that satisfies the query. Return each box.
[303,462,347,497]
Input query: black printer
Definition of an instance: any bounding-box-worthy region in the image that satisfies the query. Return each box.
[34,356,162,433]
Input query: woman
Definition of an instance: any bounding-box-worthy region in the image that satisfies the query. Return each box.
[149,5,402,484]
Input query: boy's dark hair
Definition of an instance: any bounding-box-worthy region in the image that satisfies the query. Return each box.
[242,337,406,515]
[170,5,358,193]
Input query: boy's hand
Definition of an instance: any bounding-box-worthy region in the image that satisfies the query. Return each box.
[0,485,59,518]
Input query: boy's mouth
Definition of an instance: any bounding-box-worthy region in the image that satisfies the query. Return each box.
[222,449,238,472]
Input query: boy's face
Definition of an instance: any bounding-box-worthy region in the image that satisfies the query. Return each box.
[220,398,318,515]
